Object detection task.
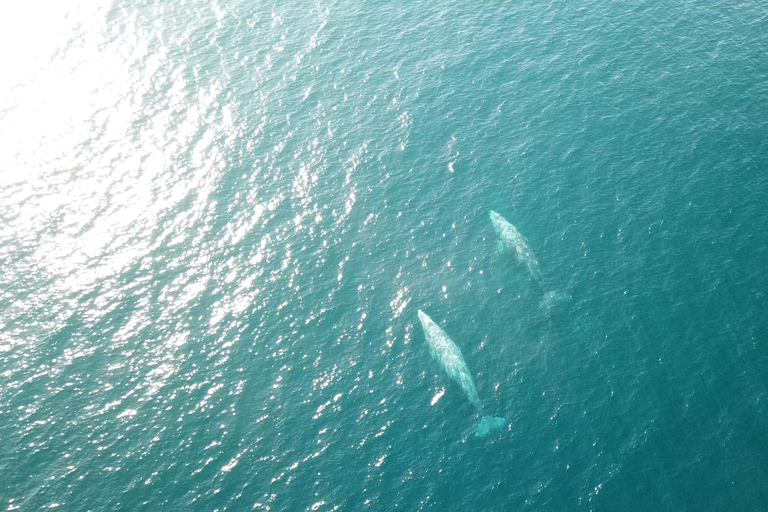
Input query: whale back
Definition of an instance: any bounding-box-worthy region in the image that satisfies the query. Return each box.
[489,211,542,280]
[417,311,482,410]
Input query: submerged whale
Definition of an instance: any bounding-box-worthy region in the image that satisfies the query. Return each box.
[417,310,505,437]
[489,211,570,312]
[489,210,543,282]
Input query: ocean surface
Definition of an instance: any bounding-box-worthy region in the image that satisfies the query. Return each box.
[1,1,767,510]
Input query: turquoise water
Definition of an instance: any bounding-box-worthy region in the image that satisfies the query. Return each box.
[2,0,767,509]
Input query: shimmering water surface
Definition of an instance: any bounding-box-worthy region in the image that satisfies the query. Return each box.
[2,1,767,510]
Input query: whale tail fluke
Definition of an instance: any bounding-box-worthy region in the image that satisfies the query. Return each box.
[475,416,506,437]
[539,273,576,313]
[539,290,572,313]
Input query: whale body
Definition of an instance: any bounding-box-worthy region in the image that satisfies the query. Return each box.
[489,211,571,313]
[418,310,481,409]
[417,310,505,437]
[489,210,542,282]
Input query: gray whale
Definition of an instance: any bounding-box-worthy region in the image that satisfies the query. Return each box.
[417,310,505,437]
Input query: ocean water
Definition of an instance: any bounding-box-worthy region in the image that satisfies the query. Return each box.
[1,0,767,510]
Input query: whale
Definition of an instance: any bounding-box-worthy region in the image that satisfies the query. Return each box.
[489,211,570,312]
[417,310,505,437]
[489,210,543,282]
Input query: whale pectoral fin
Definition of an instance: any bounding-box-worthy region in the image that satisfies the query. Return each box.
[475,416,506,437]
[496,241,506,257]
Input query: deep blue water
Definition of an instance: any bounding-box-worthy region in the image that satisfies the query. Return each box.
[1,1,768,510]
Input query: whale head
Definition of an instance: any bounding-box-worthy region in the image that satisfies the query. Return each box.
[489,210,505,234]
[417,309,435,331]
